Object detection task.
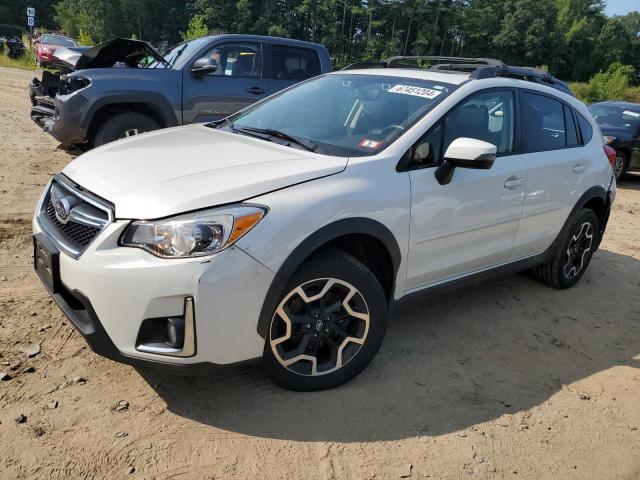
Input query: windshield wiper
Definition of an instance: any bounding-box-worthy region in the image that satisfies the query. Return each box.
[169,43,188,67]
[236,127,318,152]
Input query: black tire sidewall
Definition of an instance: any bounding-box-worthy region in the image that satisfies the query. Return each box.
[93,112,160,147]
[554,209,600,289]
[261,250,388,391]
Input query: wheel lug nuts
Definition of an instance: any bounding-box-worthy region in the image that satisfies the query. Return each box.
[305,323,311,329]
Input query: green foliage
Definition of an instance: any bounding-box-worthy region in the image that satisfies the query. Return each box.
[181,14,209,42]
[0,44,38,71]
[77,29,94,46]
[570,63,637,103]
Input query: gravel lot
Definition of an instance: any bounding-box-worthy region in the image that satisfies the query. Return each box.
[1,66,639,479]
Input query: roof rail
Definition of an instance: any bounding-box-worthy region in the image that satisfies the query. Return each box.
[340,55,573,96]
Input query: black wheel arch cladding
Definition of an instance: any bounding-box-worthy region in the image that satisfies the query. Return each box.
[256,217,401,338]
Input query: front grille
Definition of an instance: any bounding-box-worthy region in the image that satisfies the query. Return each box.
[38,176,112,258]
[45,200,101,247]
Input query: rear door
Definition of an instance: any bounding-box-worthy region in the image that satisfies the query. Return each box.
[265,43,322,95]
[511,90,588,258]
[182,41,269,124]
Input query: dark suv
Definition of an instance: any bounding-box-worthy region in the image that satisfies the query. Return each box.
[589,101,640,179]
[29,35,331,151]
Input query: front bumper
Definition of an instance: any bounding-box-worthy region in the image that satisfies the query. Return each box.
[30,80,89,147]
[33,213,274,370]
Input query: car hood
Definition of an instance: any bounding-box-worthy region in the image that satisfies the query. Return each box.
[52,46,91,68]
[63,124,348,219]
[598,125,633,140]
[73,37,166,70]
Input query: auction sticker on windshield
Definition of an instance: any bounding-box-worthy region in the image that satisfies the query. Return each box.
[389,85,443,99]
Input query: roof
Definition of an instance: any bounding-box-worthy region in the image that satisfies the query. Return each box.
[590,101,640,110]
[330,67,470,85]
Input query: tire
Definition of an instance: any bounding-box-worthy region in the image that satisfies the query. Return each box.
[93,112,161,147]
[533,208,600,289]
[613,150,629,180]
[261,249,388,391]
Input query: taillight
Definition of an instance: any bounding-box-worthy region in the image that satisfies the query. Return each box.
[604,145,616,169]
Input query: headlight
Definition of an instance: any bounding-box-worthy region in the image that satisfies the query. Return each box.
[603,135,616,145]
[120,204,266,258]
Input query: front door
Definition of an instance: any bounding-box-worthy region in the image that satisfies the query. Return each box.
[182,42,269,124]
[406,89,527,290]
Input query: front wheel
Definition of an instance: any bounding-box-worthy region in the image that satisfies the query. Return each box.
[261,249,388,391]
[93,112,161,147]
[533,208,599,289]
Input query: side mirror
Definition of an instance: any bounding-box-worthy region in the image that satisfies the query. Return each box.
[435,137,497,185]
[191,57,218,75]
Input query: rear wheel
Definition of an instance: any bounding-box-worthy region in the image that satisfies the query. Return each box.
[261,249,388,391]
[93,112,160,147]
[614,150,629,180]
[533,208,599,289]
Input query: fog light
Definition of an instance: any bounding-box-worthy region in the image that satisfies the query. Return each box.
[164,317,185,348]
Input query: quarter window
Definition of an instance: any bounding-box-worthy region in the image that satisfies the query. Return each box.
[521,92,566,151]
[202,43,262,78]
[576,112,594,144]
[269,45,321,80]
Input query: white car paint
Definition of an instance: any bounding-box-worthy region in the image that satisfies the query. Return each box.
[33,68,614,367]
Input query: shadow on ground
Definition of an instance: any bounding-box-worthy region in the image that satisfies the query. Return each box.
[140,246,640,443]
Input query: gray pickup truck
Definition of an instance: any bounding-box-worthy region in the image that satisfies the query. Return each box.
[29,35,332,151]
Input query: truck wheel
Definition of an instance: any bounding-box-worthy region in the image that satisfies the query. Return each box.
[93,112,160,147]
[533,208,599,289]
[262,249,388,391]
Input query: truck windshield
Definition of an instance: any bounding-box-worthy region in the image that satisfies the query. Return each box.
[147,37,211,69]
[220,74,455,156]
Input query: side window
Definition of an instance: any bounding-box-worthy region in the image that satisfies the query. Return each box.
[269,45,321,80]
[564,105,579,146]
[202,43,262,78]
[521,92,566,151]
[442,90,515,158]
[576,112,593,144]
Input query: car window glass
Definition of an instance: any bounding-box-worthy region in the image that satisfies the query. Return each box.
[270,45,321,80]
[412,123,442,167]
[203,43,262,78]
[564,105,579,146]
[442,90,514,157]
[522,92,566,151]
[576,112,593,144]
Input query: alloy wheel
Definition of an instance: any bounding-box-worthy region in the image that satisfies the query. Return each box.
[269,278,370,376]
[563,221,594,279]
[614,154,625,179]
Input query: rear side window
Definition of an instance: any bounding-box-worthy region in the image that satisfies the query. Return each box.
[521,92,566,151]
[269,45,321,80]
[576,113,593,144]
[564,105,579,146]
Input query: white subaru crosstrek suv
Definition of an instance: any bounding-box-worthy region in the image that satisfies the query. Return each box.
[33,57,617,391]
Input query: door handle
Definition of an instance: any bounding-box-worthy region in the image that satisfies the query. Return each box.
[246,86,266,95]
[573,162,587,173]
[504,175,524,189]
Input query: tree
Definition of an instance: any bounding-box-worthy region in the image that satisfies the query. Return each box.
[181,14,209,41]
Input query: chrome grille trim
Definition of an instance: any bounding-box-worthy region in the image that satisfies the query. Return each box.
[37,174,113,259]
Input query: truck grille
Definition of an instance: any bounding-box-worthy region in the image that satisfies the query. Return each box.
[37,176,113,258]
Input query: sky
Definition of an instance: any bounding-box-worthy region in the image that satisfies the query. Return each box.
[605,0,639,16]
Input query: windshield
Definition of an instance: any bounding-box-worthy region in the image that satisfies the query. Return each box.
[221,74,455,156]
[42,35,76,47]
[589,105,640,132]
[147,37,211,69]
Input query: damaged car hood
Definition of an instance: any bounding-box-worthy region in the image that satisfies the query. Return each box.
[51,46,91,70]
[62,124,348,219]
[72,37,166,70]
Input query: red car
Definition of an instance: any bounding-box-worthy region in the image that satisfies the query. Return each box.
[34,34,77,67]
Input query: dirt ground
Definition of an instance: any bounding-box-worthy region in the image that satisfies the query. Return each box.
[0,65,639,480]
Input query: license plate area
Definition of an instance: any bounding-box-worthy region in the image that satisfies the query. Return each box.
[33,234,60,293]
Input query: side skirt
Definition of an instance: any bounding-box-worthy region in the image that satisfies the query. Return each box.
[391,248,554,313]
